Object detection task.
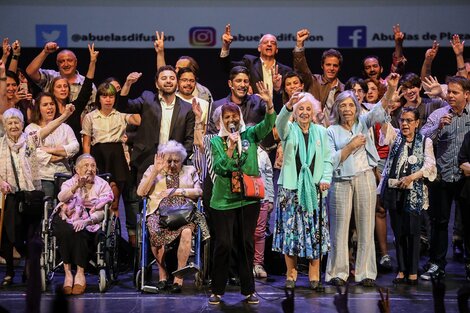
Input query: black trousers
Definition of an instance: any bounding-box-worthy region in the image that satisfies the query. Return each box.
[459,186,470,265]
[428,179,465,269]
[52,215,95,268]
[211,202,260,296]
[1,194,41,277]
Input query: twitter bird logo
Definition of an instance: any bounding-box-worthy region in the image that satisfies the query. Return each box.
[42,30,61,42]
[36,25,67,47]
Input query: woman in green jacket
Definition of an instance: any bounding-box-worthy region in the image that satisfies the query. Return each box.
[209,82,275,305]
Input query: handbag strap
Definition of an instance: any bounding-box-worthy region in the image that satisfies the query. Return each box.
[9,149,21,192]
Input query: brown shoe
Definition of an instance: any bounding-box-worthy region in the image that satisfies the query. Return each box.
[63,286,72,295]
[71,283,86,295]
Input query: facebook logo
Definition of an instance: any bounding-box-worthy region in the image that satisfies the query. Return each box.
[36,24,67,47]
[337,26,367,48]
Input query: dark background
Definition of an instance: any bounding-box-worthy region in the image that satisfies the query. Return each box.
[16,47,459,100]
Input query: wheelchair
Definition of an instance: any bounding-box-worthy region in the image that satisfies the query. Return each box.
[39,172,121,292]
[133,197,210,293]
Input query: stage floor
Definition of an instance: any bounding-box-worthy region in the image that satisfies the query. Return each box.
[0,256,467,313]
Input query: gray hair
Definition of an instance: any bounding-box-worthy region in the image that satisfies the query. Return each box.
[75,153,96,167]
[212,106,222,130]
[2,108,24,125]
[157,140,187,161]
[259,34,277,45]
[330,90,362,125]
[293,92,321,122]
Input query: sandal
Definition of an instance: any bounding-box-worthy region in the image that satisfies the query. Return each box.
[1,275,13,287]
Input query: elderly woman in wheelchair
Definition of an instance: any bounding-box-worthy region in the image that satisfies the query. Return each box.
[137,140,209,293]
[52,154,113,295]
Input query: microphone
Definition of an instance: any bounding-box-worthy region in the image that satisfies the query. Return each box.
[228,123,242,154]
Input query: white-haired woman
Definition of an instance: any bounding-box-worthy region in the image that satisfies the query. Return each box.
[325,75,397,287]
[273,92,333,290]
[52,154,114,295]
[137,140,205,293]
[0,105,74,286]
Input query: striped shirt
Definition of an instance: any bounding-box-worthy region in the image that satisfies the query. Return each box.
[420,103,470,182]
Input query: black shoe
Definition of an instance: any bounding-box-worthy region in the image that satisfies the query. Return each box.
[329,277,346,286]
[156,280,168,291]
[407,279,418,286]
[453,240,464,260]
[360,278,376,287]
[228,277,240,286]
[208,294,221,305]
[169,283,182,294]
[465,264,470,281]
[392,277,406,285]
[245,294,259,304]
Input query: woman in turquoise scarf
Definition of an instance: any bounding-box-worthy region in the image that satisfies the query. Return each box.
[273,92,333,290]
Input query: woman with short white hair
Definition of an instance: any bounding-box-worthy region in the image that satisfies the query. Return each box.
[0,104,74,286]
[273,92,333,290]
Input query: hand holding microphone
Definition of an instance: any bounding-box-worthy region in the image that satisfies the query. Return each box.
[228,123,242,154]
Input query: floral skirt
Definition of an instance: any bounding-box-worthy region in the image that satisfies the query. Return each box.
[272,187,330,259]
[147,212,195,247]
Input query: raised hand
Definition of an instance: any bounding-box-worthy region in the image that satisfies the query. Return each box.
[154,153,167,174]
[387,73,400,89]
[0,60,6,75]
[393,24,404,45]
[296,29,310,48]
[255,81,272,104]
[191,98,203,121]
[451,34,464,56]
[88,43,99,63]
[2,38,11,58]
[285,92,305,111]
[11,40,21,56]
[378,288,390,313]
[126,72,142,85]
[222,24,233,48]
[43,42,59,54]
[62,103,76,118]
[423,76,444,98]
[271,64,282,92]
[425,41,439,62]
[154,31,165,53]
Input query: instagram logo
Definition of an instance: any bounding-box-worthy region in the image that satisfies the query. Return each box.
[189,27,216,47]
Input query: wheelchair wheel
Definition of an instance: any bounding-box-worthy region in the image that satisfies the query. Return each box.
[99,269,107,292]
[133,213,142,287]
[105,215,121,281]
[40,268,47,292]
[135,269,142,291]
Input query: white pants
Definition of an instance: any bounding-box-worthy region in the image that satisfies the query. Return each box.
[326,170,377,282]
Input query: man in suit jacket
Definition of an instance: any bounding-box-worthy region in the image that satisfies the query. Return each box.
[117,65,195,184]
[219,24,291,112]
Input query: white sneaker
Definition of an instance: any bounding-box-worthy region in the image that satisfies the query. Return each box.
[253,265,267,278]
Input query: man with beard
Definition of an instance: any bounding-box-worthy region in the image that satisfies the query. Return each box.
[176,67,209,126]
[207,66,266,135]
[293,28,344,126]
[117,65,194,184]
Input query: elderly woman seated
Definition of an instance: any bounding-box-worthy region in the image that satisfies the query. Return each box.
[52,154,114,295]
[137,140,206,293]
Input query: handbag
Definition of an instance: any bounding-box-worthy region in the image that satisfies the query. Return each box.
[242,173,265,199]
[158,189,196,230]
[9,151,45,220]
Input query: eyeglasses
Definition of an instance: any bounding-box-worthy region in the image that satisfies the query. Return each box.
[399,118,416,124]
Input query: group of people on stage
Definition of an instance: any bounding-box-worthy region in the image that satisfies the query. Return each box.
[0,21,469,305]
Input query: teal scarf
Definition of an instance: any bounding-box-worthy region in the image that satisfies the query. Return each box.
[293,123,317,213]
